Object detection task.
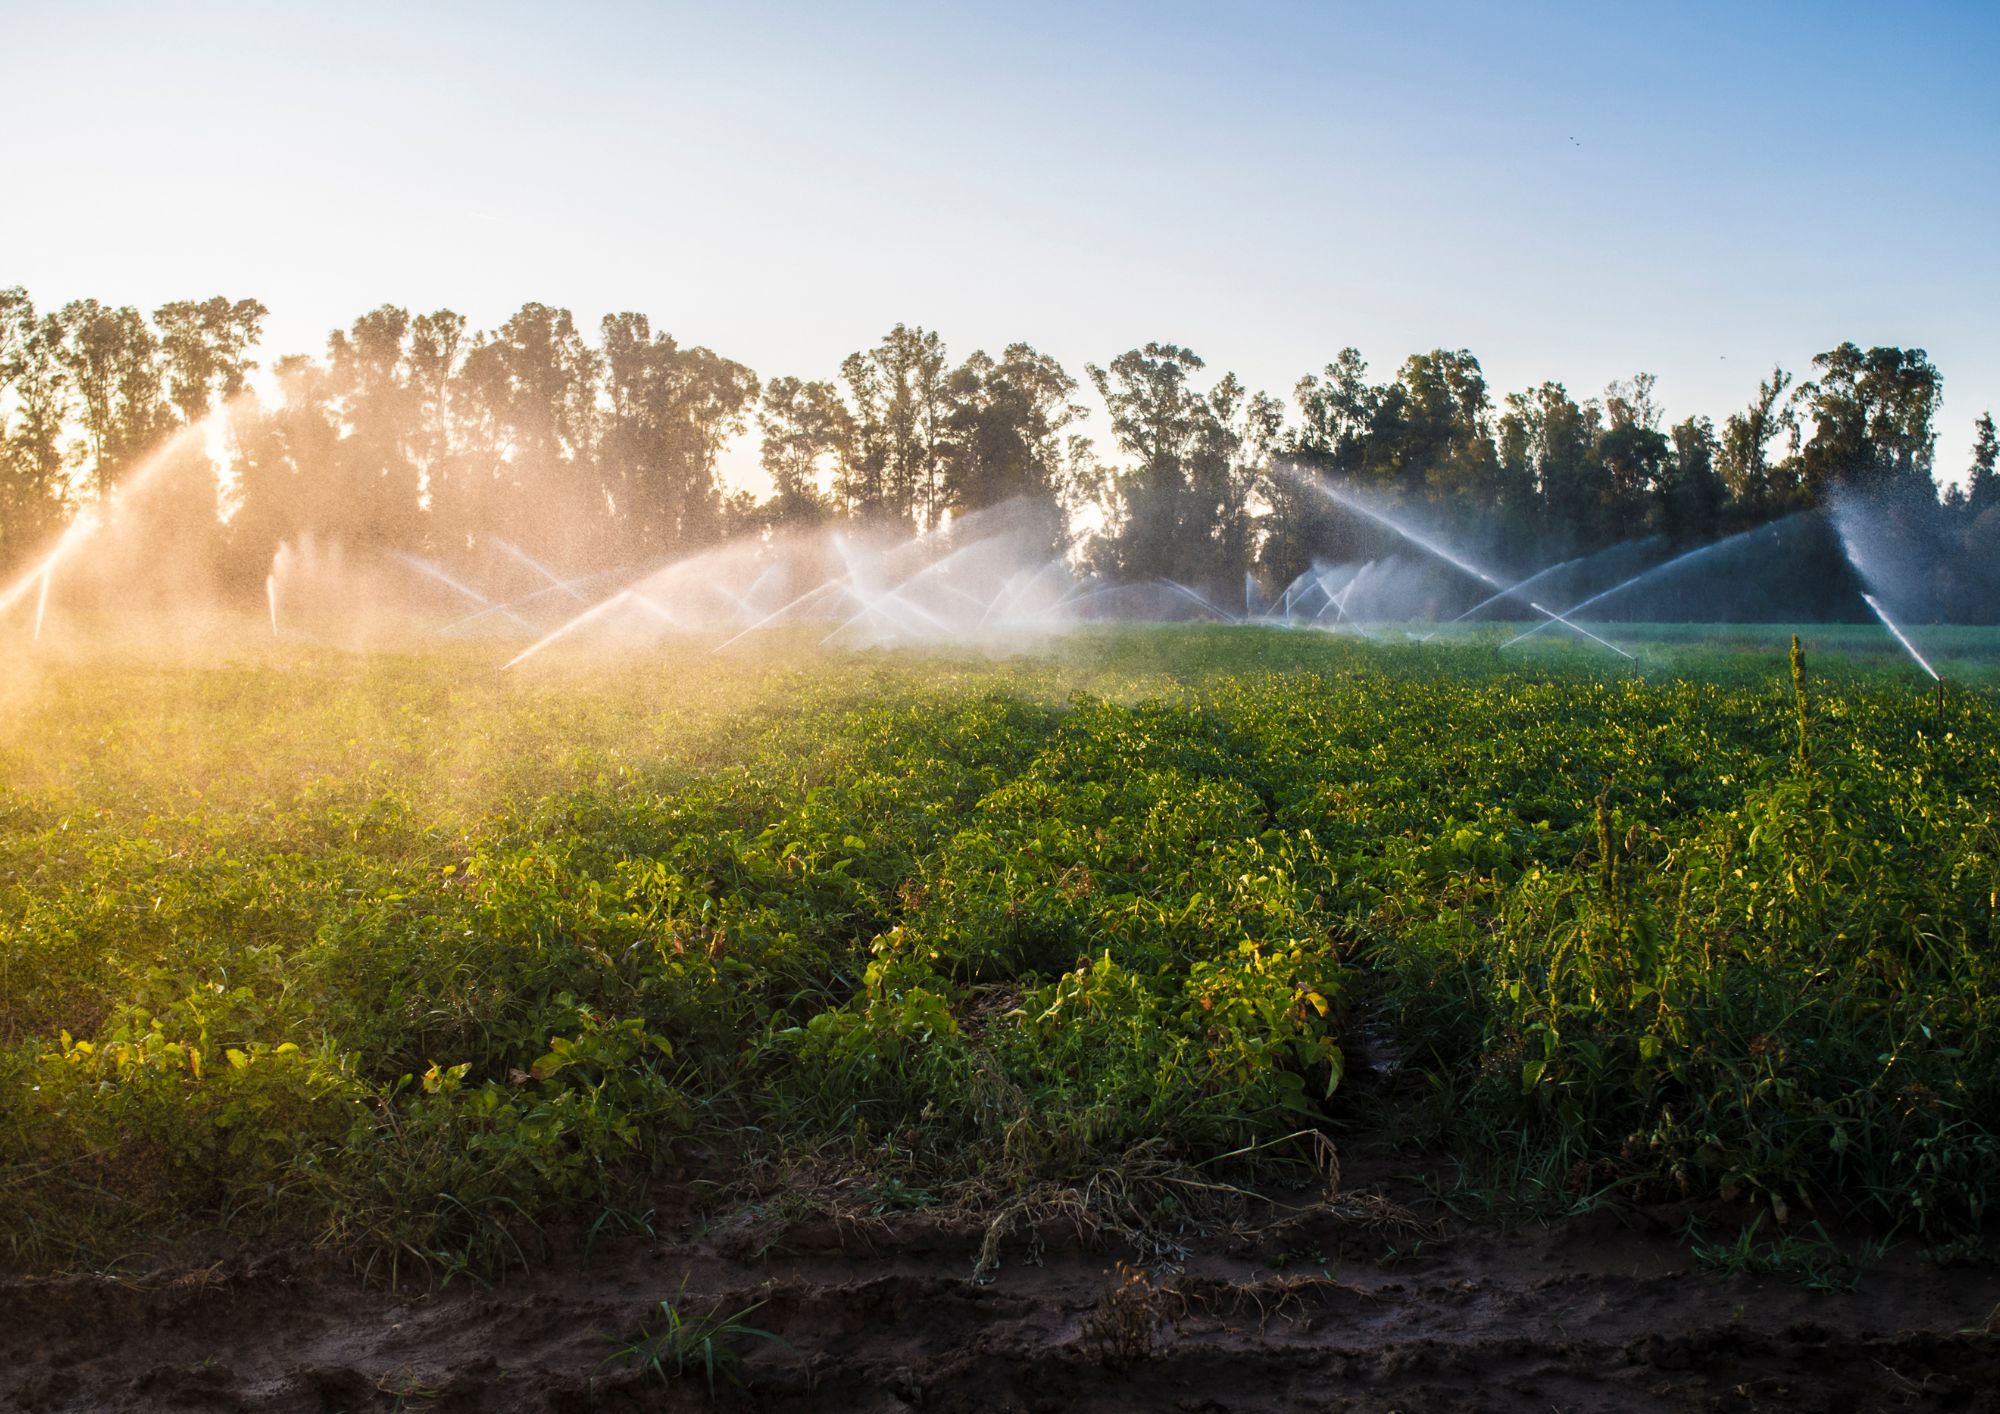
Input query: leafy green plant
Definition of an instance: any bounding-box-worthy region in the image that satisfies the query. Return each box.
[2,628,1995,1276]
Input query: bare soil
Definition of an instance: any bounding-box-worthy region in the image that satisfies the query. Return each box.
[5,1154,1997,1414]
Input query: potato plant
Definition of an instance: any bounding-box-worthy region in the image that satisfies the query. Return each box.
[1,628,1994,1272]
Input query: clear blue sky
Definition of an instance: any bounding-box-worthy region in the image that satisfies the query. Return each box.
[5,0,1996,485]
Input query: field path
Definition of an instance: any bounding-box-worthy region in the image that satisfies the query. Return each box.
[5,1183,1996,1413]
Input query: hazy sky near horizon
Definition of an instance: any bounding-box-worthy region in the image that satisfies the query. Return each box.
[5,0,1997,487]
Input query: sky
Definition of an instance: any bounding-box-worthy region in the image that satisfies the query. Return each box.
[4,0,1997,489]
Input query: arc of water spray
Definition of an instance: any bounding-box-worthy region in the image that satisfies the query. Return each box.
[734,560,788,616]
[1529,603,1634,660]
[933,581,991,613]
[1320,563,1376,637]
[978,568,1032,627]
[392,552,534,630]
[1270,563,1334,623]
[1422,556,1584,641]
[1289,468,1504,590]
[1306,561,1366,626]
[1056,578,1229,623]
[628,589,681,625]
[501,589,636,671]
[819,582,956,647]
[1052,582,1142,618]
[702,580,764,620]
[493,539,589,601]
[979,559,1063,627]
[1501,518,1798,651]
[1320,575,1347,626]
[1294,570,1339,622]
[1312,582,1343,627]
[439,567,632,634]
[2,509,102,626]
[814,535,909,646]
[5,411,238,637]
[712,577,855,652]
[0,566,39,619]
[32,564,54,641]
[1157,579,1241,623]
[1859,593,1939,680]
[820,534,1022,646]
[1049,577,1103,611]
[1,562,41,618]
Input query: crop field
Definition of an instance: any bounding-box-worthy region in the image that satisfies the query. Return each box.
[4,626,1999,1409]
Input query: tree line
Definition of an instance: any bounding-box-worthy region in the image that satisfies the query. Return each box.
[3,284,1995,616]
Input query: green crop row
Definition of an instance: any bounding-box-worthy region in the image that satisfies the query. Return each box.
[0,628,1993,1276]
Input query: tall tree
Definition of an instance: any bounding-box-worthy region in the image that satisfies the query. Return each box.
[154,296,267,425]
[224,353,341,578]
[324,305,425,544]
[1715,365,1797,520]
[1967,412,1999,514]
[1187,373,1281,586]
[1501,382,1600,554]
[55,300,168,497]
[1290,348,1378,473]
[454,303,602,553]
[1262,349,1377,587]
[1660,415,1724,543]
[1382,349,1499,507]
[938,342,1086,525]
[1603,373,1663,434]
[1795,342,1941,496]
[600,312,759,554]
[407,309,466,539]
[1088,342,1208,581]
[837,324,948,528]
[758,375,850,528]
[1596,375,1670,539]
[0,288,70,570]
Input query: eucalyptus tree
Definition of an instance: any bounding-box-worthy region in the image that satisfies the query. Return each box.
[1660,415,1724,544]
[1595,375,1671,542]
[220,353,345,586]
[453,303,603,554]
[1967,412,1998,515]
[1795,343,1942,496]
[1715,365,1798,522]
[1189,372,1282,589]
[837,323,948,529]
[320,306,428,546]
[1500,382,1600,555]
[758,375,850,528]
[938,342,1087,552]
[154,296,267,425]
[600,311,759,554]
[1261,348,1376,585]
[1382,349,1499,507]
[1088,342,1208,582]
[406,309,467,541]
[0,288,70,571]
[54,299,167,497]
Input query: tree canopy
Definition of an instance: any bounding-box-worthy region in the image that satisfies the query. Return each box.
[0,284,1991,618]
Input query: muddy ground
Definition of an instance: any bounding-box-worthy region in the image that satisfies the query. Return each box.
[5,1143,1998,1414]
